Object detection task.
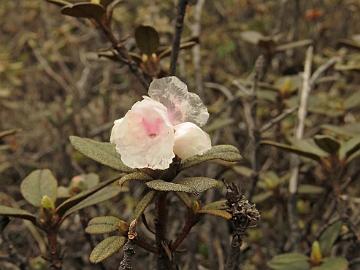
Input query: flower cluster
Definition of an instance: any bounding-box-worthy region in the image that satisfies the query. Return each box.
[110,76,211,170]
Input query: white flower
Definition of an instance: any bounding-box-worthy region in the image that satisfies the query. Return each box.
[174,122,212,160]
[110,76,211,169]
[110,97,175,170]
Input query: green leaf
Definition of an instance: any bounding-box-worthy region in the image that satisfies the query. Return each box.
[298,185,324,195]
[46,0,71,7]
[346,149,360,163]
[62,186,122,219]
[146,180,196,193]
[174,177,221,193]
[118,171,153,186]
[314,135,340,154]
[70,136,132,172]
[20,169,58,207]
[319,220,342,256]
[56,175,122,217]
[90,236,126,263]
[252,191,273,203]
[0,205,37,223]
[202,200,227,210]
[86,216,127,234]
[197,209,232,220]
[312,257,348,270]
[135,25,160,55]
[61,3,105,20]
[339,136,360,161]
[321,123,360,137]
[133,191,156,220]
[261,140,325,161]
[268,253,310,270]
[180,145,242,170]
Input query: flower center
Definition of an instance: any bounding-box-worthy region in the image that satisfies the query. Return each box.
[142,117,162,138]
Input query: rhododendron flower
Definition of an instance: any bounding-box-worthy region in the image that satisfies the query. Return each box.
[110,76,211,170]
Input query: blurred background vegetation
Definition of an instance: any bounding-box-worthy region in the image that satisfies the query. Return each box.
[1,0,359,269]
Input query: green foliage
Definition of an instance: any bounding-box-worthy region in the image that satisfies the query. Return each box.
[90,236,126,263]
[69,136,133,172]
[118,171,153,186]
[133,190,156,219]
[180,145,242,169]
[268,253,310,270]
[0,205,36,223]
[201,200,227,210]
[197,209,232,220]
[261,140,326,162]
[20,169,58,207]
[56,174,122,217]
[86,216,128,234]
[312,257,348,270]
[146,180,196,193]
[297,185,324,195]
[174,177,221,192]
[61,3,105,20]
[319,221,342,256]
[135,25,160,55]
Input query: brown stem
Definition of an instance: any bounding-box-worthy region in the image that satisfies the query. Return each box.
[171,211,199,252]
[169,0,189,75]
[47,230,62,270]
[155,193,173,270]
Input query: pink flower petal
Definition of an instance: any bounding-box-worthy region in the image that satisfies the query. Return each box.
[110,98,175,170]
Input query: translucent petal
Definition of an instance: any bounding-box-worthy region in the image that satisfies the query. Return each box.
[174,122,212,160]
[110,98,175,170]
[148,76,209,126]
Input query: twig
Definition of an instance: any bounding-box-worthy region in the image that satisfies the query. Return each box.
[96,21,149,90]
[286,46,313,251]
[47,230,62,270]
[170,210,199,252]
[260,106,298,133]
[169,0,189,75]
[192,0,205,97]
[119,220,137,270]
[245,55,265,200]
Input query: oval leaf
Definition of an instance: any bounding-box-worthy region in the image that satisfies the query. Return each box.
[86,216,126,234]
[174,177,221,193]
[197,209,232,220]
[0,205,36,223]
[61,3,105,20]
[339,136,360,161]
[118,172,153,186]
[135,25,160,55]
[20,169,58,207]
[298,185,324,195]
[267,253,310,270]
[56,175,122,217]
[63,186,122,219]
[319,220,342,256]
[180,145,242,170]
[69,136,132,172]
[312,257,348,270]
[133,191,156,220]
[90,236,126,263]
[146,180,196,193]
[261,140,324,161]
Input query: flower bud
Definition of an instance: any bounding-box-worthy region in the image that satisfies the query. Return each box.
[41,195,55,210]
[174,122,211,160]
